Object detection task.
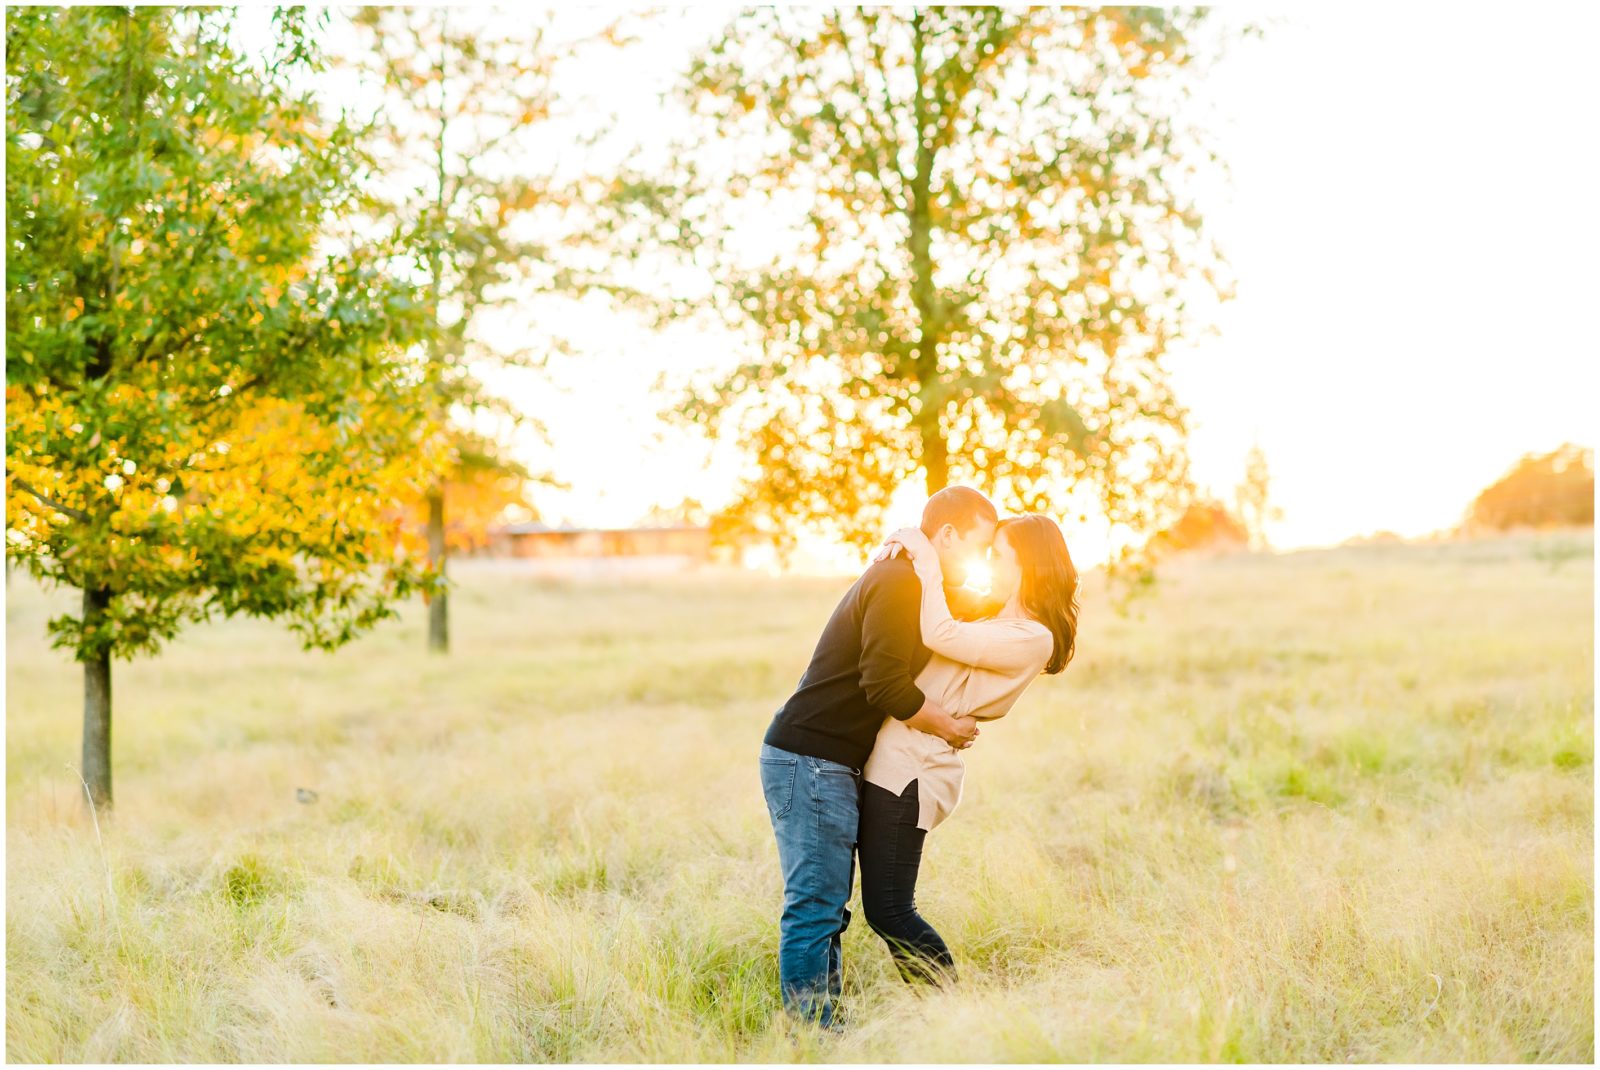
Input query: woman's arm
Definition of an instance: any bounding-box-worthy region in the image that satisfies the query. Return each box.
[882,527,1052,673]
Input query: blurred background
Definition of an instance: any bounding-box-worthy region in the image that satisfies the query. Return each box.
[482,8,1600,569]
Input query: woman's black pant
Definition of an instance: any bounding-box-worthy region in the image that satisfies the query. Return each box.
[857,778,956,986]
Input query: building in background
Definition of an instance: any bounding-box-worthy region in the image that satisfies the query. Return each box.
[468,522,717,574]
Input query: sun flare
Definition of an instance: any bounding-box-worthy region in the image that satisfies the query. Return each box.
[961,558,993,595]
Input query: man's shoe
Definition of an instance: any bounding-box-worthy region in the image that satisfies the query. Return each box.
[779,1006,849,1037]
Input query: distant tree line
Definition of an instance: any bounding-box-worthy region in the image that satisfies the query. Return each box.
[1466,443,1593,532]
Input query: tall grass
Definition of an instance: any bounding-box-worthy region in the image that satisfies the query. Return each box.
[5,531,1592,1061]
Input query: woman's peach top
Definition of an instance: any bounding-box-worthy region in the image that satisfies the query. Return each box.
[861,537,1052,831]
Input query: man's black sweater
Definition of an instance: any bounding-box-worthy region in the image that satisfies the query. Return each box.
[763,555,933,770]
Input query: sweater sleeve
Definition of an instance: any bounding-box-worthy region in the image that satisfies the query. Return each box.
[906,545,1053,674]
[857,565,928,721]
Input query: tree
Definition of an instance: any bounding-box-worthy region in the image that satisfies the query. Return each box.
[1149,496,1248,554]
[382,427,547,556]
[343,8,631,652]
[638,496,711,528]
[5,8,438,811]
[608,7,1235,564]
[1467,443,1594,531]
[1233,443,1282,551]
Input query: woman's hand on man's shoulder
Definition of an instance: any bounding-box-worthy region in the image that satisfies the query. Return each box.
[880,526,933,560]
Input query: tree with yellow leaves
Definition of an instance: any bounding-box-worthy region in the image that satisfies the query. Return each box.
[1467,444,1593,532]
[343,8,634,652]
[607,8,1240,570]
[380,428,546,556]
[5,8,440,811]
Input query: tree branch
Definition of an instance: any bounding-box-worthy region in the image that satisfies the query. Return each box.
[837,14,907,212]
[12,479,95,523]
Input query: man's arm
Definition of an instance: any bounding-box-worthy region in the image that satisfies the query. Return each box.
[858,564,979,748]
[857,564,927,720]
[903,698,980,748]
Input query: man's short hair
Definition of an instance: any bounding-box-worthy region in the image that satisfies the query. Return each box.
[920,486,998,538]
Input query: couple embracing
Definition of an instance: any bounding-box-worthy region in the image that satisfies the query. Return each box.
[758,486,1082,1031]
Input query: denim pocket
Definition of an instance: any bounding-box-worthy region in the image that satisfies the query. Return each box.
[760,756,798,819]
[810,755,861,777]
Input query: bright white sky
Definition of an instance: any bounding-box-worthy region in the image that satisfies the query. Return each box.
[268,7,1600,570]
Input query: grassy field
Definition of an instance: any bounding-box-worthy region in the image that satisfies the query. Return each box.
[5,531,1593,1062]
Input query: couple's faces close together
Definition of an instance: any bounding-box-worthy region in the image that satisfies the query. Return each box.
[932,516,1022,607]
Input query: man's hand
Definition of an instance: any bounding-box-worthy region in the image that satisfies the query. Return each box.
[903,700,980,749]
[942,713,980,749]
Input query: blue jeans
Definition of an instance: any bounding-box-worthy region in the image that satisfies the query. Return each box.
[759,742,862,1028]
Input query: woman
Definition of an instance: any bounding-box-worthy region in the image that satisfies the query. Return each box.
[858,513,1081,987]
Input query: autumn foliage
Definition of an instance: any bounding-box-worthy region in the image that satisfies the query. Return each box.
[610,8,1233,567]
[1148,498,1250,555]
[380,434,542,555]
[1466,444,1594,532]
[5,8,442,806]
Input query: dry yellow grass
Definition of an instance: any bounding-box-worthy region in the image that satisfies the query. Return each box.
[5,530,1593,1061]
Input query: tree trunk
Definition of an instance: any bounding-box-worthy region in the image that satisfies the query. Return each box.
[81,585,113,812]
[426,483,449,653]
[921,426,949,494]
[908,10,947,497]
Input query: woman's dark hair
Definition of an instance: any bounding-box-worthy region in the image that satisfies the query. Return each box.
[997,513,1080,674]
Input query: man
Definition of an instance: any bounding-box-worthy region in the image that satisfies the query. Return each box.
[758,485,1000,1031]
